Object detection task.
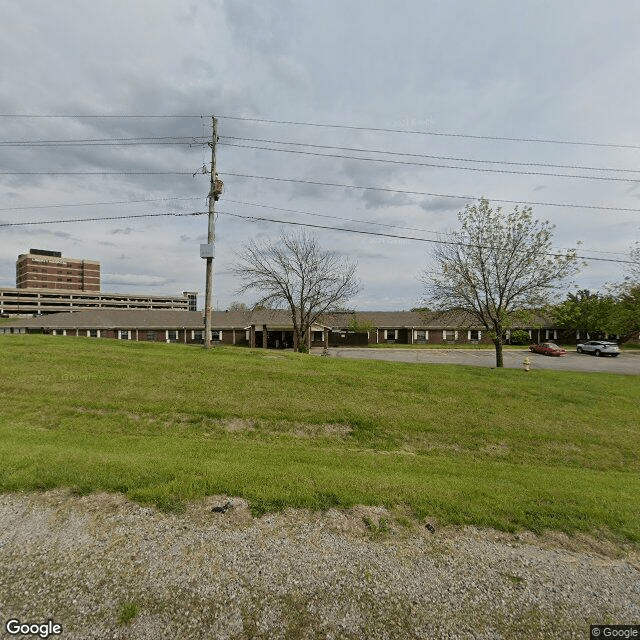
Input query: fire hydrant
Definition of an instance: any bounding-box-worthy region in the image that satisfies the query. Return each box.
[522,357,531,372]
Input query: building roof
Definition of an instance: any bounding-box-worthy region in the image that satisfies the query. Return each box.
[325,309,549,329]
[1,308,553,330]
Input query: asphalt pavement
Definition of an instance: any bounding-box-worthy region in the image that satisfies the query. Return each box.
[316,347,640,375]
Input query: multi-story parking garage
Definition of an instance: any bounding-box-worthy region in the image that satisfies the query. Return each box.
[2,249,197,315]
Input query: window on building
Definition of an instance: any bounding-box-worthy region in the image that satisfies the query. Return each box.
[469,329,481,341]
[89,329,98,338]
[415,330,428,343]
[313,331,324,342]
[385,329,397,342]
[211,330,222,341]
[147,331,156,341]
[168,330,178,342]
[119,330,130,340]
[193,330,203,342]
[444,330,456,341]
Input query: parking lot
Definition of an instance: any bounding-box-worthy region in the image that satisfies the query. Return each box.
[320,347,640,375]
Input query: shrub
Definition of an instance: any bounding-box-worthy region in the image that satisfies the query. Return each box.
[509,329,532,345]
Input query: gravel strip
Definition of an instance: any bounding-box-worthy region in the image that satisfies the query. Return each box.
[0,491,638,639]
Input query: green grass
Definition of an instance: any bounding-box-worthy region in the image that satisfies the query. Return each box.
[1,335,639,540]
[117,601,138,625]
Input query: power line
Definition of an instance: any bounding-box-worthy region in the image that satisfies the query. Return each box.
[0,203,634,265]
[0,195,203,212]
[0,211,206,227]
[225,198,444,236]
[8,132,636,174]
[225,198,631,257]
[0,193,626,258]
[1,141,206,147]
[219,141,640,184]
[216,115,640,150]
[220,172,640,214]
[1,112,639,149]
[0,114,206,118]
[219,210,639,265]
[0,171,198,175]
[220,136,640,174]
[0,135,208,147]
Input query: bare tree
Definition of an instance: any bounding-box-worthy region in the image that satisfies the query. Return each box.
[227,301,249,312]
[233,231,360,351]
[422,199,580,367]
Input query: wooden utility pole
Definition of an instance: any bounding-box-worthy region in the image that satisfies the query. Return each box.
[203,116,218,349]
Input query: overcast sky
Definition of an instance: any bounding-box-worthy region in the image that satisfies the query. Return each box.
[1,1,639,310]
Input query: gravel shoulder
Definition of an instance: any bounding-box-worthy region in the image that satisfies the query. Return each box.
[1,491,638,639]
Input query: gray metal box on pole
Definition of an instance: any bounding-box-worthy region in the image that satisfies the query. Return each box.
[200,244,215,259]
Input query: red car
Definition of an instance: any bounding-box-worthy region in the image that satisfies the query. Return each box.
[529,342,567,357]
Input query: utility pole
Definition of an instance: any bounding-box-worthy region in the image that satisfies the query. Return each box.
[203,116,219,349]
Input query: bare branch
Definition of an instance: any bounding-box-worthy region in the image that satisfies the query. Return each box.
[232,231,360,351]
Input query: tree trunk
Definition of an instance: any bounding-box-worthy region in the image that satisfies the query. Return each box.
[493,334,504,368]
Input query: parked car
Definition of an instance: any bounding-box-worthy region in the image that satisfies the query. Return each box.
[576,340,620,357]
[529,342,567,357]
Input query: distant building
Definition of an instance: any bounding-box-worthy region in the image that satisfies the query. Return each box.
[0,288,198,316]
[16,249,100,291]
[1,249,198,316]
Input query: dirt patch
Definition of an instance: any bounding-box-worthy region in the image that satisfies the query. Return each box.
[70,407,352,438]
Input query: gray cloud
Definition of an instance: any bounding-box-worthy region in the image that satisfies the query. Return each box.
[1,1,639,309]
[102,273,169,287]
[418,197,466,214]
[362,190,412,210]
[109,227,136,236]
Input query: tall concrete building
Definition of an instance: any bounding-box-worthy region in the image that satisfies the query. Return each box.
[16,249,100,292]
[0,249,198,316]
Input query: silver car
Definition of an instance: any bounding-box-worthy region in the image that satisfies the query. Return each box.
[576,340,620,357]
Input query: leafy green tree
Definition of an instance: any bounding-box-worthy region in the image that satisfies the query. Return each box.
[600,243,640,342]
[508,329,532,345]
[422,199,580,367]
[348,314,375,334]
[610,285,640,342]
[551,289,616,338]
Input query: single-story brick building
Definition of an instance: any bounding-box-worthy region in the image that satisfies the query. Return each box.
[0,308,570,348]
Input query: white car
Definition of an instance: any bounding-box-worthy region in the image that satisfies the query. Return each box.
[576,340,620,357]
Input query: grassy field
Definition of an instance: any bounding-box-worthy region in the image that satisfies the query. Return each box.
[1,334,638,540]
